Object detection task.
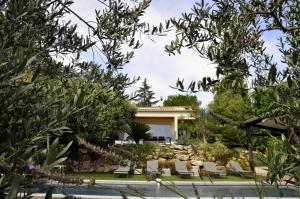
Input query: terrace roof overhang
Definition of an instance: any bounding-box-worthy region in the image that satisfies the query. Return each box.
[209,111,300,171]
[209,111,300,134]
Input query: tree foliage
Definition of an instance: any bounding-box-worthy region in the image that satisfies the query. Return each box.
[0,0,152,197]
[128,122,151,144]
[165,0,299,123]
[209,91,252,122]
[250,88,277,115]
[163,94,211,143]
[64,78,137,146]
[163,94,200,108]
[259,135,300,186]
[208,91,253,147]
[165,0,300,185]
[134,78,159,107]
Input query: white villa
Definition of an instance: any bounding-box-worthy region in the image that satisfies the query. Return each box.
[135,106,194,141]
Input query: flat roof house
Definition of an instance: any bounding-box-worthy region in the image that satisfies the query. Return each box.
[135,106,194,141]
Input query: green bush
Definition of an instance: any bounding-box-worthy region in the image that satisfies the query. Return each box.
[177,134,199,145]
[128,122,151,144]
[201,142,234,165]
[115,142,159,167]
[209,124,246,148]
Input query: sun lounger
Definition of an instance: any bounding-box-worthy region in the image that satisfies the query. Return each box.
[146,160,160,175]
[114,161,131,176]
[228,160,254,177]
[175,160,194,177]
[203,162,227,177]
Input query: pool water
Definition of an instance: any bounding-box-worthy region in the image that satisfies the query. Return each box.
[32,183,300,197]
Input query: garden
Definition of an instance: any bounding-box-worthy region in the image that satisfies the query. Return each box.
[0,0,299,198]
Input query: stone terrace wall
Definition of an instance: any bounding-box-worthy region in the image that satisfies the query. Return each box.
[66,144,250,173]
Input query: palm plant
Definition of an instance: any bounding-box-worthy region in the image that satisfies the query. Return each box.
[128,122,151,144]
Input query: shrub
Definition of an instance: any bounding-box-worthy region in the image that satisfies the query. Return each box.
[201,142,234,165]
[177,134,198,145]
[128,122,151,144]
[114,142,159,167]
[209,124,246,148]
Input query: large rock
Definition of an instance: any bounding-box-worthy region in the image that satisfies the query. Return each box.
[175,154,189,161]
[104,165,118,172]
[171,144,184,150]
[174,151,188,155]
[81,161,90,170]
[160,152,173,159]
[184,145,192,150]
[187,149,193,154]
[95,166,105,172]
[190,160,203,166]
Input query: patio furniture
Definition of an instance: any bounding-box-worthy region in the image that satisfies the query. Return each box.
[229,160,255,177]
[158,136,165,144]
[162,168,171,176]
[54,165,65,174]
[202,162,227,177]
[114,140,123,145]
[134,168,143,175]
[175,160,194,177]
[114,161,131,177]
[166,137,172,144]
[146,160,160,175]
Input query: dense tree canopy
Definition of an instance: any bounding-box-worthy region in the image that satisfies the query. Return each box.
[163,94,200,108]
[209,91,252,122]
[207,91,252,147]
[65,79,137,146]
[250,88,277,115]
[134,78,159,107]
[164,0,300,185]
[1,0,299,194]
[0,0,152,197]
[165,0,299,124]
[163,94,211,143]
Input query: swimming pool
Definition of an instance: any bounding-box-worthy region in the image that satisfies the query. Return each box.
[31,181,300,198]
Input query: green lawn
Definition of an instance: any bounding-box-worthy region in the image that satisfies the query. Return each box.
[67,172,256,182]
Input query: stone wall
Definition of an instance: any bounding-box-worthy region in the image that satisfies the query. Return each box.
[67,144,251,173]
[66,149,119,172]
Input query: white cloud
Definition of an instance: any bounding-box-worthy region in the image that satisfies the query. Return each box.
[66,0,215,107]
[123,4,216,107]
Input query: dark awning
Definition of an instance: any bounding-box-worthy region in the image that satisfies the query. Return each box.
[209,111,299,133]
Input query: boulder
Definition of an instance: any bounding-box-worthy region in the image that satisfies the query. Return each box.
[175,154,189,161]
[81,161,90,170]
[190,160,203,166]
[104,165,118,172]
[174,151,188,155]
[171,144,184,150]
[184,145,192,150]
[95,166,105,172]
[160,152,173,159]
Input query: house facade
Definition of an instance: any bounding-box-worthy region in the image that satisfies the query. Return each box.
[135,106,194,141]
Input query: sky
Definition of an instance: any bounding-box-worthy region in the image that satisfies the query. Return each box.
[67,0,282,108]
